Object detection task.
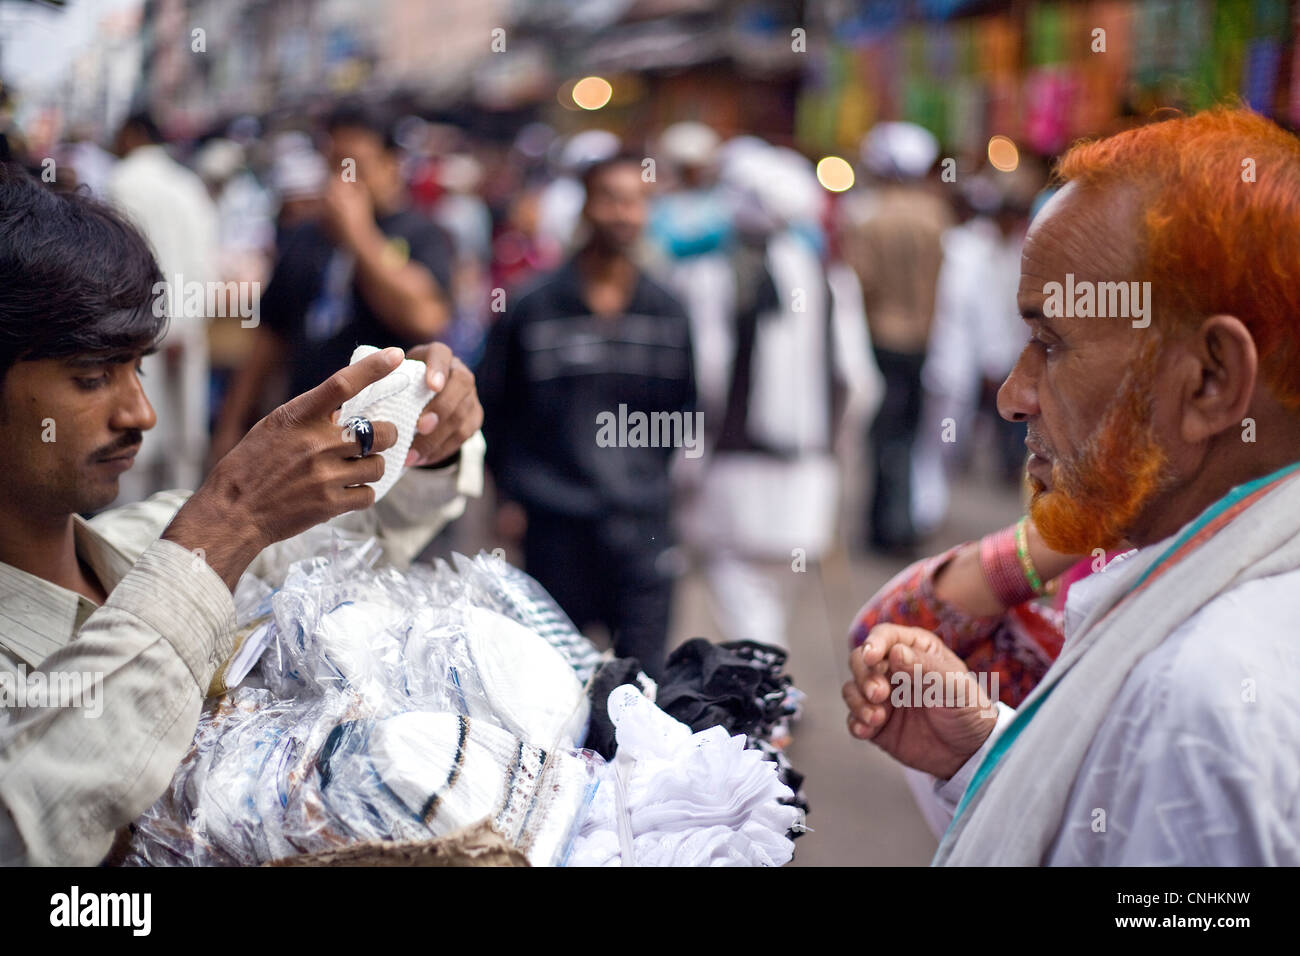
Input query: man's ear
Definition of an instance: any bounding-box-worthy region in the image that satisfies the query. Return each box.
[1179,314,1257,445]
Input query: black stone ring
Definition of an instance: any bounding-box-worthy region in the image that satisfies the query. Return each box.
[342,416,375,457]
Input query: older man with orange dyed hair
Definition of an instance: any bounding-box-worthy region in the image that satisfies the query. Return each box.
[843,108,1300,865]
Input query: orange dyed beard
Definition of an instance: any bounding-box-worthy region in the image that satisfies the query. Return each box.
[1028,347,1172,554]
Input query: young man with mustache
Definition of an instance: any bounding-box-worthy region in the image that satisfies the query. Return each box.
[0,164,484,865]
[843,108,1300,864]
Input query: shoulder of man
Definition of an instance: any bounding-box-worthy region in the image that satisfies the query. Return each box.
[88,490,194,562]
[377,208,443,246]
[275,219,330,259]
[265,222,332,285]
[378,210,453,285]
[1123,568,1300,746]
[503,266,573,322]
[1070,572,1300,864]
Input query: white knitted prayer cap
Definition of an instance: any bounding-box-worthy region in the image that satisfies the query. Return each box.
[337,345,436,502]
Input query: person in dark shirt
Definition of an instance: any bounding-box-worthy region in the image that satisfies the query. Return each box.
[478,155,696,677]
[212,103,454,459]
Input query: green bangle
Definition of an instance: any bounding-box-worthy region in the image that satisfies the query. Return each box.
[1015,516,1046,595]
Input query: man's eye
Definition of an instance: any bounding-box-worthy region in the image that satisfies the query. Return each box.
[135,363,146,379]
[75,375,109,390]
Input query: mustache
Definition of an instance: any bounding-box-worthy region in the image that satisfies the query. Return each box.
[1025,426,1054,460]
[90,431,143,461]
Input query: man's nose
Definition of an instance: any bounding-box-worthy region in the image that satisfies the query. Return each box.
[112,368,157,432]
[997,344,1041,423]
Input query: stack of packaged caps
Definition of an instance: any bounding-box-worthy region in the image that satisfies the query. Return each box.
[126,532,805,867]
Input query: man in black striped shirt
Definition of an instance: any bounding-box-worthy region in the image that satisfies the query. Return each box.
[479,156,695,678]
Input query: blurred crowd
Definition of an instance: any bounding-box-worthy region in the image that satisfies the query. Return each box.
[5,100,1052,664]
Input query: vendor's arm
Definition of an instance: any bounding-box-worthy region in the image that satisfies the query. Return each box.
[306,431,484,573]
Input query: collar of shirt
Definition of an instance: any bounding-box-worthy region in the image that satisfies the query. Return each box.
[0,517,135,670]
[552,255,652,318]
[1062,547,1142,639]
[1060,530,1189,641]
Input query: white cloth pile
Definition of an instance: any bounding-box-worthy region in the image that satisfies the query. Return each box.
[570,686,801,866]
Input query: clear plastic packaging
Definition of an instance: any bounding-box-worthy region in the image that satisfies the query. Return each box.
[451,551,604,684]
[127,535,799,868]
[127,537,599,867]
[126,685,601,867]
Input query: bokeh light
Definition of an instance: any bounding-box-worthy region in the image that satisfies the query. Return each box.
[987,135,1020,172]
[816,155,855,192]
[572,76,613,110]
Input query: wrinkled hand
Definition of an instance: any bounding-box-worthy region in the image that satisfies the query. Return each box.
[404,342,483,467]
[842,624,999,780]
[165,348,405,589]
[206,423,243,473]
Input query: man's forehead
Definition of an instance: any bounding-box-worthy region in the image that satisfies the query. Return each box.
[1018,181,1143,301]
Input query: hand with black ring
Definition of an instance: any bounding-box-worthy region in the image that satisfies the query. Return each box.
[163,348,404,590]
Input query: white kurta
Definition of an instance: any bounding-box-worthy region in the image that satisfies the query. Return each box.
[665,236,881,647]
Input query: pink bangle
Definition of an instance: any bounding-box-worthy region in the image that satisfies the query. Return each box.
[979,523,1038,608]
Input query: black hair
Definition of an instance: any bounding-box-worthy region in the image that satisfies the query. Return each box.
[324,100,399,153]
[120,110,164,145]
[580,152,645,194]
[0,163,166,384]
